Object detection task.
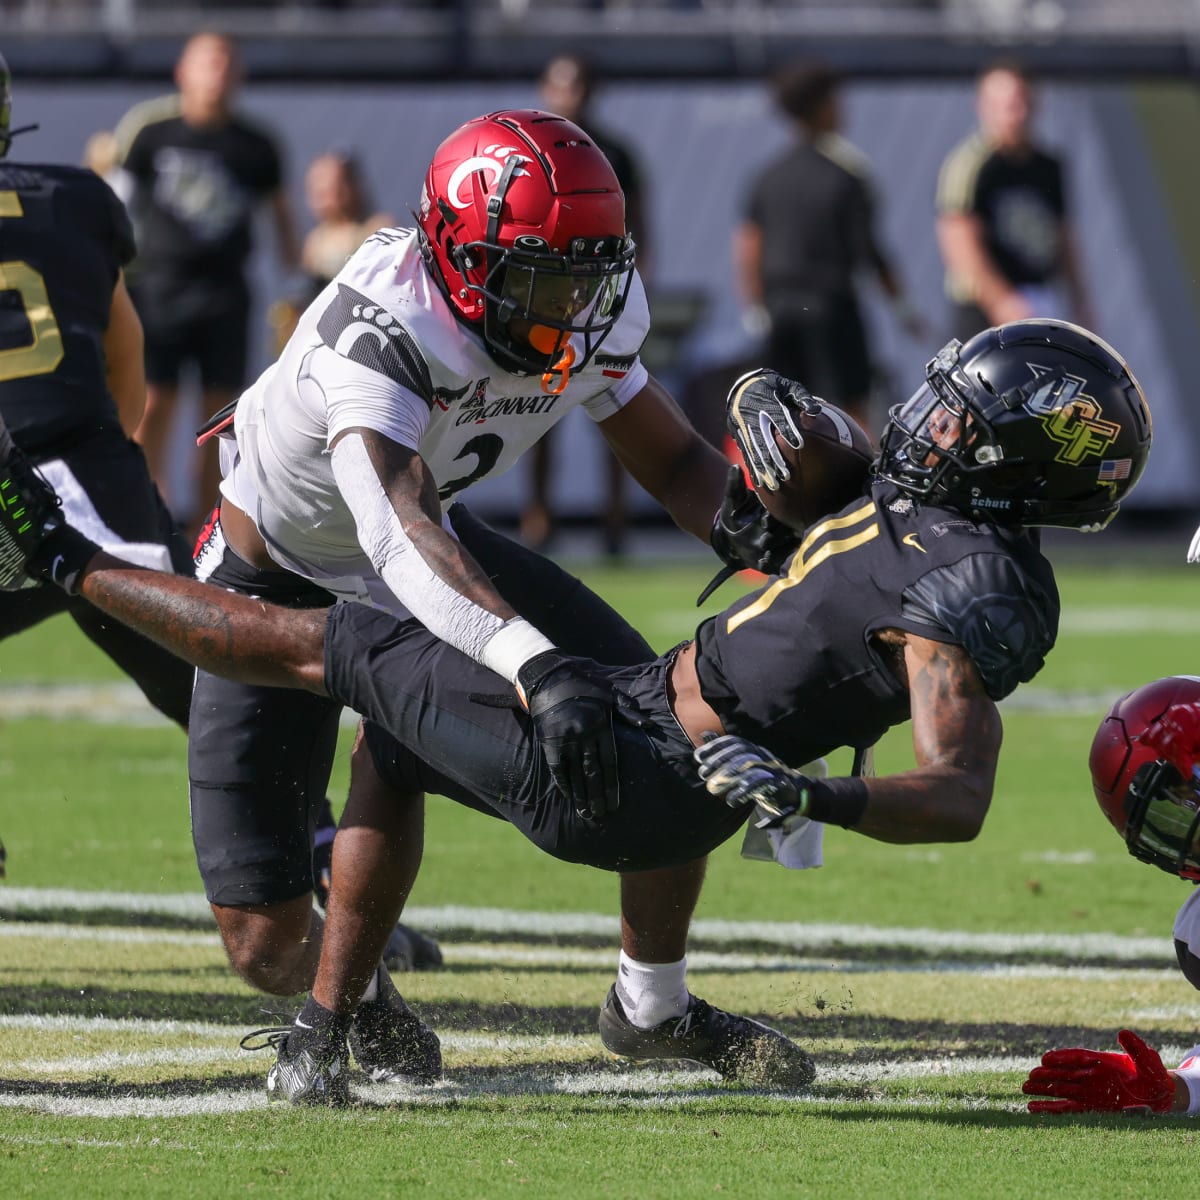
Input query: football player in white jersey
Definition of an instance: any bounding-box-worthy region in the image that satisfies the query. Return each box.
[184,109,795,1087]
[1024,677,1200,1116]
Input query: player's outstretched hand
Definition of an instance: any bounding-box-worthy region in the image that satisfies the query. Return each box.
[709,465,798,578]
[694,732,813,823]
[517,651,621,822]
[1023,1029,1177,1114]
[726,368,820,492]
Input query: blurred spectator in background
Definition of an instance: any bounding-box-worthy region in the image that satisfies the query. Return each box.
[301,151,394,291]
[936,60,1092,343]
[81,128,130,206]
[115,31,299,538]
[733,62,924,435]
[269,150,394,353]
[520,53,649,557]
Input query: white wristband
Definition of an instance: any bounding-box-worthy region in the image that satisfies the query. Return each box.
[1176,1051,1200,1115]
[479,616,555,686]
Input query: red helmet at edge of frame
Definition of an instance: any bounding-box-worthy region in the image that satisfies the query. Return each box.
[1090,675,1200,879]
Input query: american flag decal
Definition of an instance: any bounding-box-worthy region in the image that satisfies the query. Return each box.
[1098,458,1132,481]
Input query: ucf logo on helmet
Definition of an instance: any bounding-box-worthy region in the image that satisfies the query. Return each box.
[1024,365,1121,466]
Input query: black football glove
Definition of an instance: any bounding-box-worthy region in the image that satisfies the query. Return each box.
[0,420,98,594]
[694,732,813,825]
[726,367,821,492]
[517,650,623,822]
[700,466,799,605]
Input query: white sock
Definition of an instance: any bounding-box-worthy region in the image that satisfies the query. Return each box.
[359,964,381,1004]
[614,950,689,1029]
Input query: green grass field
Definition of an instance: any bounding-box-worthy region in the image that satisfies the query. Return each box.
[2,546,1199,1198]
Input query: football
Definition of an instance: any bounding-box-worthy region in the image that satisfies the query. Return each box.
[753,402,878,532]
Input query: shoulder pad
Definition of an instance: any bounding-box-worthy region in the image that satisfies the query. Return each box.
[901,553,1058,701]
[316,283,433,401]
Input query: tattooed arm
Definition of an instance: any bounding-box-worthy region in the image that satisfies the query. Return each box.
[852,631,1001,844]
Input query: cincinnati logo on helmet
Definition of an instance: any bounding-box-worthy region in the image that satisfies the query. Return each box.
[1023,364,1122,465]
[445,146,529,210]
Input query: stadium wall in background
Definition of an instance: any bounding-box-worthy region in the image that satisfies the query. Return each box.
[16,77,1199,520]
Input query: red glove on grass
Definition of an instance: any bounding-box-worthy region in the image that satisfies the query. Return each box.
[1023,1029,1176,1114]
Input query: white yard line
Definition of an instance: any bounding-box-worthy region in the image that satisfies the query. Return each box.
[0,923,223,947]
[0,922,1180,978]
[0,887,1173,961]
[0,1050,1126,1119]
[0,677,1168,730]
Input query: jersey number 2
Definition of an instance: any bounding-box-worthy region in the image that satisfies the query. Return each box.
[437,433,504,502]
[0,260,65,383]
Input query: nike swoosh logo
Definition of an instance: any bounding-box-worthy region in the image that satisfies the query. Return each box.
[294,1019,313,1030]
[902,533,926,553]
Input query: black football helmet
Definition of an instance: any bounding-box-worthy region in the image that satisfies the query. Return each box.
[877,319,1152,531]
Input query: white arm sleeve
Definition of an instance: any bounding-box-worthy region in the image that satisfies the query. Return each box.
[330,433,553,682]
[1174,1048,1200,1115]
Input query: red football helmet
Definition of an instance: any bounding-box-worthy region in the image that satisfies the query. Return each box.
[1090,676,1200,879]
[415,108,635,375]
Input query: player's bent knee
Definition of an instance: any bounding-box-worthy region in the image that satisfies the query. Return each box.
[211,896,320,995]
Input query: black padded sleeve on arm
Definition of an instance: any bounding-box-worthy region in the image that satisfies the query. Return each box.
[899,552,1059,701]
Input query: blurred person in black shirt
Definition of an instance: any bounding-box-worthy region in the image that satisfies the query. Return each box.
[115,31,299,538]
[520,53,650,556]
[936,61,1091,344]
[734,63,924,434]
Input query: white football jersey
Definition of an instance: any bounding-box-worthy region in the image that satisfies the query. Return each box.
[220,227,649,610]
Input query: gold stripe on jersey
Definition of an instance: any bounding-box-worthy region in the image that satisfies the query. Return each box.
[727,500,878,634]
[0,191,23,217]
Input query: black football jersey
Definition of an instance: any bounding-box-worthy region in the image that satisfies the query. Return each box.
[0,163,135,454]
[694,478,1060,764]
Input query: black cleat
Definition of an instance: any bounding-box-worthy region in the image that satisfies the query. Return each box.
[598,985,816,1088]
[242,1022,351,1107]
[382,922,444,973]
[348,964,442,1085]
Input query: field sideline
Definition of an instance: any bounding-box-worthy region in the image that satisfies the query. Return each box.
[2,553,1199,1197]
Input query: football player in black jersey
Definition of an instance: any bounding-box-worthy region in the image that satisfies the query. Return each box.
[0,55,437,976]
[0,54,196,761]
[0,318,1151,1102]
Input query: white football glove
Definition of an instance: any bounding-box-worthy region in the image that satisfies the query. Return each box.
[694,732,812,822]
[725,368,819,493]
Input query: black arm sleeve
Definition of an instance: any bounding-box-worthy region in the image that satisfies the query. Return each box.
[900,552,1058,701]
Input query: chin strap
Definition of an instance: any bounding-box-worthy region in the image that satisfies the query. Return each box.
[528,324,575,395]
